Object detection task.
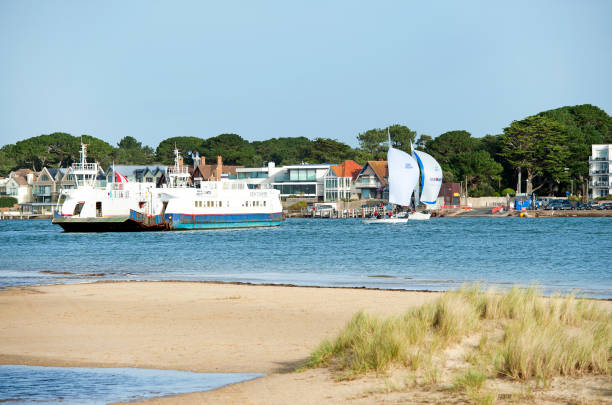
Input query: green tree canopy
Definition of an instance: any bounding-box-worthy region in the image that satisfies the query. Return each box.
[201,133,256,166]
[500,115,569,195]
[307,138,355,164]
[357,124,416,160]
[114,136,155,165]
[155,136,206,165]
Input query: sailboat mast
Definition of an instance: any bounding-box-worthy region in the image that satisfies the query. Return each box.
[387,128,393,213]
[411,143,420,209]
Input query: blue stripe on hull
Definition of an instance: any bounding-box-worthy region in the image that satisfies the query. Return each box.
[172,220,283,230]
[165,212,283,230]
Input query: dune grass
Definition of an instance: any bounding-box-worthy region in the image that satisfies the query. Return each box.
[304,284,611,389]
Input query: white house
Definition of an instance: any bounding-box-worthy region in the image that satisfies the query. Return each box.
[4,169,35,204]
[589,144,612,199]
[232,162,333,200]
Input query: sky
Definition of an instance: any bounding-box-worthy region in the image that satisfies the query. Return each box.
[1,0,611,149]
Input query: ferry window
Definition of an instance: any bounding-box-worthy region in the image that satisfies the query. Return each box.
[73,202,84,216]
[263,201,266,206]
[194,201,197,207]
[218,201,221,207]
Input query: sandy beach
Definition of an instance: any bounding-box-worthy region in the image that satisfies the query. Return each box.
[0,282,440,403]
[1,282,610,404]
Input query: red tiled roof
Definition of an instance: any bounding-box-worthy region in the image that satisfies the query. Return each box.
[332,160,362,180]
[193,163,243,180]
[367,161,389,187]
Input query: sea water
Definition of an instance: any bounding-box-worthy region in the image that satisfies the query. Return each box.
[0,365,263,404]
[0,217,611,298]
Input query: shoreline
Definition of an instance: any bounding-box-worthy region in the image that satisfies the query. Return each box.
[3,278,611,301]
[2,282,610,404]
[0,281,442,404]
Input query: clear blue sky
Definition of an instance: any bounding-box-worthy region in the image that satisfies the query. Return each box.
[1,0,610,148]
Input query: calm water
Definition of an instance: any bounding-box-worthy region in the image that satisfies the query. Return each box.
[0,365,263,404]
[0,217,611,298]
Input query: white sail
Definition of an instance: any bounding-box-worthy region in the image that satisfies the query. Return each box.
[388,146,420,207]
[413,150,443,206]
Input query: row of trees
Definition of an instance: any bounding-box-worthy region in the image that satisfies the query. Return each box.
[1,104,610,196]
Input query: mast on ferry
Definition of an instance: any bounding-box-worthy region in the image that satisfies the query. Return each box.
[167,147,190,188]
[71,142,99,188]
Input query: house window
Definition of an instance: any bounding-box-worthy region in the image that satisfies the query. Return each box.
[146,177,153,183]
[289,169,316,182]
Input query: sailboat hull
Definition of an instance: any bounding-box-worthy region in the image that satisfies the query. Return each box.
[408,212,431,220]
[362,218,408,224]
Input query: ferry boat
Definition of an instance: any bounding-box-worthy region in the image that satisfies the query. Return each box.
[52,144,284,232]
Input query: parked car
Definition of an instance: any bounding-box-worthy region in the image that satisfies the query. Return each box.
[544,200,574,210]
[596,202,612,210]
[577,202,597,210]
[536,198,553,207]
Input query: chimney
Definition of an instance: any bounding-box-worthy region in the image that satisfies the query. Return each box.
[193,152,200,169]
[178,156,184,167]
[216,156,222,181]
[202,156,205,167]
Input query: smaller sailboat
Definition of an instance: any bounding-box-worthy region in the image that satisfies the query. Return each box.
[410,147,443,220]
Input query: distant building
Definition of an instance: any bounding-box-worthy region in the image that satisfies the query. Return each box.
[354,161,388,199]
[589,144,612,199]
[105,165,167,187]
[26,166,105,215]
[2,169,35,204]
[231,162,333,200]
[323,160,362,201]
[192,156,243,183]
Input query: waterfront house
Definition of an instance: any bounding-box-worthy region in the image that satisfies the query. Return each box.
[231,162,281,188]
[323,160,362,201]
[271,163,331,200]
[2,169,35,204]
[354,161,388,199]
[31,167,64,214]
[105,165,167,187]
[192,156,243,183]
[589,144,612,199]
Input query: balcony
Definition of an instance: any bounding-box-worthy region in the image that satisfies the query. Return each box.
[33,189,52,197]
[589,169,609,175]
[591,182,612,188]
[355,176,381,188]
[589,157,610,162]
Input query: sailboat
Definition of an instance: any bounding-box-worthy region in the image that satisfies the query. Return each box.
[409,147,443,220]
[362,131,443,224]
[362,132,420,224]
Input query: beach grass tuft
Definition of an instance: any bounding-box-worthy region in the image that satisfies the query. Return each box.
[304,284,611,389]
